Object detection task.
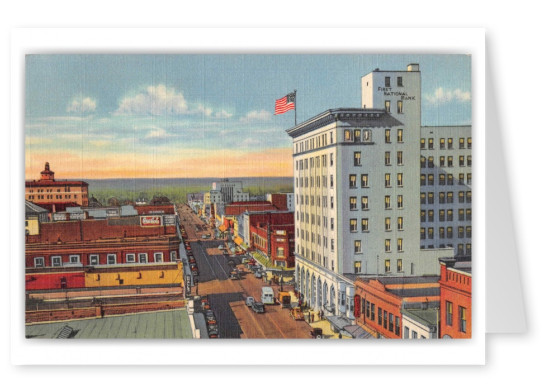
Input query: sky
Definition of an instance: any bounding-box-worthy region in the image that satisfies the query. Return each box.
[24,54,471,180]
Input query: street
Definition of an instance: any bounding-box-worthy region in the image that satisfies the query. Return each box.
[177,204,313,339]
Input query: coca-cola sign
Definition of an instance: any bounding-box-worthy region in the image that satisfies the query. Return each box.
[140,215,162,227]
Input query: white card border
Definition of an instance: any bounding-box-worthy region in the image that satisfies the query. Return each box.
[10,27,485,365]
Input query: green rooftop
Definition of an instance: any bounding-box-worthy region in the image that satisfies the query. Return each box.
[25,309,193,339]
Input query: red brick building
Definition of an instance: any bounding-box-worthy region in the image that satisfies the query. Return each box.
[25,217,179,269]
[354,276,440,339]
[250,222,295,268]
[25,162,89,209]
[439,259,472,338]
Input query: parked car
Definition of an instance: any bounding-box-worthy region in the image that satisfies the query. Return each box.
[290,307,305,321]
[310,328,323,339]
[245,297,255,307]
[208,329,219,338]
[251,302,265,313]
[254,270,263,278]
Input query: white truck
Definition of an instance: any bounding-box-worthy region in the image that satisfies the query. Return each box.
[261,287,275,305]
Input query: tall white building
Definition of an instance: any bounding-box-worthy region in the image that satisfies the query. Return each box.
[210,179,250,203]
[286,64,453,320]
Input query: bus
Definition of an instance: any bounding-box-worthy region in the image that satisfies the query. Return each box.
[261,287,275,305]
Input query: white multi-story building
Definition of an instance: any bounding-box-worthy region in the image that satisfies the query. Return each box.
[420,126,472,256]
[286,64,454,320]
[211,179,250,203]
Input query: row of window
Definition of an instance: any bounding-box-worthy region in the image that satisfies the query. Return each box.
[421,208,472,222]
[420,243,471,255]
[359,297,401,337]
[446,301,468,333]
[421,174,472,186]
[421,155,472,168]
[296,154,333,171]
[420,226,472,240]
[28,194,78,200]
[349,217,403,233]
[32,252,174,268]
[385,76,404,88]
[349,195,404,211]
[421,137,472,150]
[295,131,334,154]
[28,187,77,193]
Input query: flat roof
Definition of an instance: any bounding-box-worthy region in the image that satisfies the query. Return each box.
[25,308,192,339]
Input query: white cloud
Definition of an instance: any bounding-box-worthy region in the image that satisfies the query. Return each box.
[215,110,233,119]
[239,109,272,123]
[115,84,188,116]
[145,127,169,139]
[424,87,471,105]
[66,96,97,113]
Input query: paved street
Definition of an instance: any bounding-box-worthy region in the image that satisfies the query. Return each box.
[176,204,313,339]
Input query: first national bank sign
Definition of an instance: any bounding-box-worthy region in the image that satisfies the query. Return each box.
[140,215,163,227]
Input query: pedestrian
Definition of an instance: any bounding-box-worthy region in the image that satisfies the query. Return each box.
[338,332,342,339]
[320,309,324,319]
[317,310,320,321]
[310,312,314,323]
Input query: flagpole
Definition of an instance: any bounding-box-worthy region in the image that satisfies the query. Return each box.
[294,89,297,126]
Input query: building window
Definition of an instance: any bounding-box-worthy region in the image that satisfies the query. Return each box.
[467,174,472,185]
[421,209,426,222]
[385,196,391,210]
[350,219,358,232]
[447,192,454,203]
[354,240,362,253]
[361,174,369,188]
[385,151,391,166]
[378,308,383,325]
[89,254,99,265]
[397,173,403,187]
[447,174,454,186]
[354,261,361,274]
[439,227,445,239]
[349,174,357,188]
[412,331,418,339]
[466,243,472,255]
[331,239,335,251]
[385,101,391,113]
[363,129,372,142]
[459,138,465,149]
[361,218,369,232]
[354,129,361,142]
[107,254,116,265]
[428,138,434,150]
[397,195,403,209]
[439,192,446,204]
[397,151,403,165]
[397,101,403,114]
[361,196,369,210]
[466,226,472,238]
[467,155,472,167]
[330,175,334,188]
[385,217,391,231]
[397,238,403,252]
[404,326,410,339]
[448,156,453,167]
[70,255,80,264]
[428,193,434,205]
[344,129,352,141]
[397,259,403,273]
[350,197,357,210]
[51,256,62,267]
[420,227,426,240]
[458,244,464,255]
[385,129,391,143]
[385,173,391,187]
[439,209,445,222]
[428,227,434,239]
[331,218,334,230]
[447,209,454,221]
[420,174,426,186]
[446,301,453,326]
[448,138,453,149]
[440,138,445,149]
[397,76,403,87]
[428,174,434,186]
[458,226,465,238]
[385,76,391,87]
[420,156,426,168]
[467,208,472,221]
[447,227,453,239]
[420,138,426,149]
[385,239,391,252]
[459,306,467,333]
[421,193,426,205]
[440,156,445,167]
[34,257,44,268]
[397,217,404,230]
[459,155,465,167]
[126,254,136,263]
[389,313,395,332]
[154,253,163,263]
[385,259,391,273]
[467,137,472,149]
[439,174,446,186]
[139,253,148,263]
[354,152,361,166]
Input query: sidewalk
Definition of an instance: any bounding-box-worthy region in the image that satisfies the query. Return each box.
[302,310,352,339]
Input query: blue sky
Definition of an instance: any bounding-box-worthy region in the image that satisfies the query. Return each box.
[25,54,471,179]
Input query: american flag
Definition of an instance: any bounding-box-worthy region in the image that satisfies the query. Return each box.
[274,91,296,115]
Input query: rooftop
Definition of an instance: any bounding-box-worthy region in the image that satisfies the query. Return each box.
[25,200,49,215]
[401,308,439,327]
[25,308,192,339]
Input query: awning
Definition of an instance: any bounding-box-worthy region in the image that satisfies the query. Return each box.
[218,225,228,232]
[343,324,373,339]
[326,315,353,334]
[234,236,243,245]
